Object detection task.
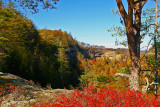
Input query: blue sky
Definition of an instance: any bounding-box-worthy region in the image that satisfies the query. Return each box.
[25,0,154,49]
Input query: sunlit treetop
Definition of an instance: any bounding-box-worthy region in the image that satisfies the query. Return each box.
[1,0,59,13]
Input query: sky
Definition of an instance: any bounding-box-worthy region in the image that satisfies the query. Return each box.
[24,0,155,49]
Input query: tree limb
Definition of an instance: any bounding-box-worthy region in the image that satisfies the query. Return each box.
[127,0,134,9]
[116,0,128,26]
[115,73,130,78]
[133,0,148,9]
[140,23,156,39]
[142,77,159,93]
[141,32,154,39]
[142,77,150,93]
[140,32,149,39]
[141,0,148,8]
[141,24,155,31]
[127,0,134,24]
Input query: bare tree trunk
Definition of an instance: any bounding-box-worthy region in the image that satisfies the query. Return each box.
[129,1,141,91]
[127,32,141,90]
[116,0,147,91]
[154,0,158,98]
[129,62,140,90]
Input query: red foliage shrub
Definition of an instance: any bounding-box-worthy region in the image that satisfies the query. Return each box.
[33,86,160,107]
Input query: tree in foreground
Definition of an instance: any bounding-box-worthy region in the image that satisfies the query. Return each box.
[115,0,148,90]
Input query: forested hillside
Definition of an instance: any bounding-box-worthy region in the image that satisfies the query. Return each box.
[0,3,132,90]
[0,4,82,89]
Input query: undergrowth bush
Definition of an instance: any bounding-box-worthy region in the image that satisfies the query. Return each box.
[33,85,160,107]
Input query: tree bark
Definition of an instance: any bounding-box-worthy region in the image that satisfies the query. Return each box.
[116,0,147,90]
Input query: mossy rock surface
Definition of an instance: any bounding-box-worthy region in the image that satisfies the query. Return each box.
[0,72,73,107]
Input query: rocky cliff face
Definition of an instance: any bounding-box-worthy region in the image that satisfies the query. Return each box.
[67,46,128,60]
[86,48,128,59]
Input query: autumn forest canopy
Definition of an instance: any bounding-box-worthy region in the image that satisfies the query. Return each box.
[0,0,160,105]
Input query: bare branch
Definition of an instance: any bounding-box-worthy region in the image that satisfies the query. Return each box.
[116,0,128,26]
[142,77,150,93]
[142,77,159,93]
[141,24,155,31]
[150,82,159,85]
[127,0,134,9]
[141,0,148,8]
[140,23,156,39]
[133,0,148,8]
[140,32,149,39]
[140,33,146,38]
[141,70,151,71]
[115,73,130,78]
